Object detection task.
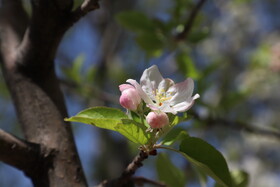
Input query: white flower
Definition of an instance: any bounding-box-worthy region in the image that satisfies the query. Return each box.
[127,65,200,114]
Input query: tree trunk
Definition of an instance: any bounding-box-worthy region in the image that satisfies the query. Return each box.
[0,0,99,186]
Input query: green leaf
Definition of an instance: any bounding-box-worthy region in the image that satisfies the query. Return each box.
[161,127,189,146]
[63,54,85,83]
[215,170,249,187]
[188,27,210,44]
[116,11,155,33]
[168,113,188,127]
[65,107,128,131]
[156,153,186,187]
[176,53,201,80]
[193,166,208,187]
[231,170,249,187]
[136,32,164,57]
[115,119,150,145]
[179,137,232,187]
[66,107,151,145]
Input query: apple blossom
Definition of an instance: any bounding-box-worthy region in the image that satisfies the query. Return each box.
[119,84,141,111]
[146,111,169,129]
[126,65,200,114]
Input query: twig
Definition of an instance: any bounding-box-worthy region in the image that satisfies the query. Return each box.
[191,112,280,141]
[96,151,149,187]
[175,0,207,41]
[118,150,149,186]
[0,129,40,174]
[68,0,100,26]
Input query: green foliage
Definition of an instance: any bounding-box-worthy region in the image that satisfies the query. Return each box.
[176,52,201,80]
[65,107,128,131]
[231,170,249,187]
[135,32,164,57]
[115,119,151,145]
[215,170,249,187]
[156,153,186,187]
[64,54,85,83]
[193,166,208,187]
[65,107,151,145]
[116,11,155,33]
[116,11,165,57]
[179,137,232,187]
[188,27,210,44]
[161,127,189,146]
[72,0,84,10]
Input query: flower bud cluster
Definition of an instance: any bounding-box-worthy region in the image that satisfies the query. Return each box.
[119,65,199,130]
[119,84,169,129]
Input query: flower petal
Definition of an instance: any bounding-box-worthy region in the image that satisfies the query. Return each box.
[140,65,164,98]
[172,94,200,112]
[119,84,134,92]
[158,78,175,92]
[169,78,194,105]
[127,79,153,104]
[160,104,177,114]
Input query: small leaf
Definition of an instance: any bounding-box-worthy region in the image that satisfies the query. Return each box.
[64,54,85,83]
[231,170,249,187]
[188,27,210,44]
[156,153,186,187]
[116,11,155,33]
[161,127,189,146]
[176,53,201,80]
[115,119,150,145]
[136,32,164,57]
[65,107,128,131]
[179,137,232,187]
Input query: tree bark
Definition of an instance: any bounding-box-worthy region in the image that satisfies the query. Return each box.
[0,0,99,186]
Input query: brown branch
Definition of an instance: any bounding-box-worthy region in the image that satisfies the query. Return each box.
[175,0,207,41]
[0,0,28,68]
[0,0,100,186]
[67,0,100,26]
[96,151,150,187]
[0,129,41,174]
[191,112,280,141]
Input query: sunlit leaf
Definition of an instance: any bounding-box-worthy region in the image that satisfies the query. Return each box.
[231,170,249,187]
[115,119,150,145]
[179,137,232,187]
[156,153,186,187]
[65,107,128,131]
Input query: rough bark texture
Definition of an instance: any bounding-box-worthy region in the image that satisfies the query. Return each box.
[0,0,99,186]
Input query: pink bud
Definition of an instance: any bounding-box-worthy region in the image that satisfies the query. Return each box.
[146,111,169,129]
[119,88,141,111]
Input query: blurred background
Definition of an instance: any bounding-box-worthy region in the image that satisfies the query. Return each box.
[1,0,280,186]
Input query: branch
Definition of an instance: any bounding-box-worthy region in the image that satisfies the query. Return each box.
[0,129,41,174]
[96,151,150,187]
[0,0,28,68]
[175,0,207,41]
[67,0,100,26]
[192,112,280,141]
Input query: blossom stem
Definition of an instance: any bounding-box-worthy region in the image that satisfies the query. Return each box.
[154,145,183,155]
